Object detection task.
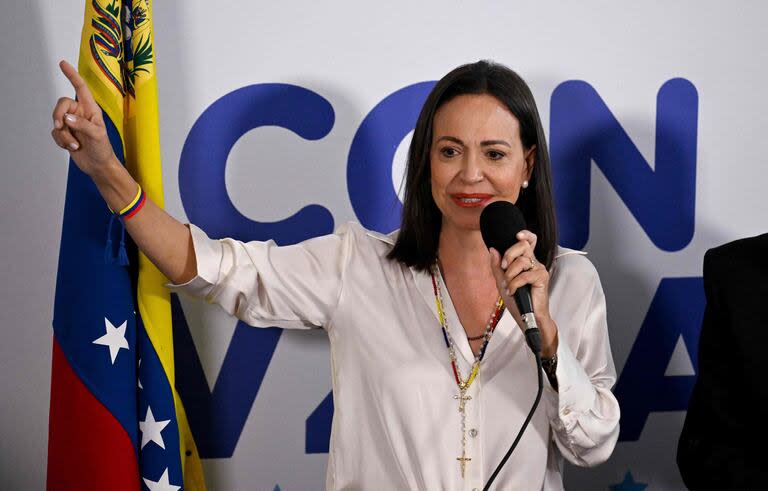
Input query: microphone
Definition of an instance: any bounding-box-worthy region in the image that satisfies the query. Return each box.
[479,201,542,355]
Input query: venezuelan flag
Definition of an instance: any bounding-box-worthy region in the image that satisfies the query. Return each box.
[48,1,205,489]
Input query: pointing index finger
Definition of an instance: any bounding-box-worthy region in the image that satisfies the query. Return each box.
[59,60,98,109]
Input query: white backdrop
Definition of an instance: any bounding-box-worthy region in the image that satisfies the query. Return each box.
[2,1,767,489]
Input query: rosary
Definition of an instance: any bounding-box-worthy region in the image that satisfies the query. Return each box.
[431,264,504,478]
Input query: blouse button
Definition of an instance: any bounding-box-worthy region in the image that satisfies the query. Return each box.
[468,428,478,438]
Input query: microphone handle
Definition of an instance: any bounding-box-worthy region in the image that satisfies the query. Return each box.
[513,286,541,354]
[513,285,534,316]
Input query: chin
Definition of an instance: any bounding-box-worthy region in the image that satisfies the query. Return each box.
[442,215,482,233]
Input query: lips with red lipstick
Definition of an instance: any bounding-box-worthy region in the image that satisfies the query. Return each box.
[450,194,493,208]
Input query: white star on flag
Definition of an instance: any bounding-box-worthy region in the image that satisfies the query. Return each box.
[92,317,129,364]
[140,406,171,449]
[142,468,180,491]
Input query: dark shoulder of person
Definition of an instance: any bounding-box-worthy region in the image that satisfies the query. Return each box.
[702,232,768,366]
[704,232,768,282]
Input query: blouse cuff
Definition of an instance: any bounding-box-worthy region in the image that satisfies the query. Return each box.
[542,341,596,429]
[164,223,223,300]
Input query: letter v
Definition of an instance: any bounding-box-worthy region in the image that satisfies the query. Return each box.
[171,293,283,457]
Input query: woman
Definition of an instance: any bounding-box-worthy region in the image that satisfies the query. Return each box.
[51,59,619,490]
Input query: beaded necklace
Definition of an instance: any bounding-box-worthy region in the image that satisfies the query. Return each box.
[430,262,505,478]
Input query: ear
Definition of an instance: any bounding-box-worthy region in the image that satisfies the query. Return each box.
[523,145,537,180]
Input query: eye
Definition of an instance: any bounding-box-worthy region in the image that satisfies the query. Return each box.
[440,146,460,158]
[487,150,506,160]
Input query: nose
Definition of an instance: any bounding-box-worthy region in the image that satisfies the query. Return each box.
[459,150,484,183]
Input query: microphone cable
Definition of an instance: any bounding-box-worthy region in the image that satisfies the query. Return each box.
[483,350,544,490]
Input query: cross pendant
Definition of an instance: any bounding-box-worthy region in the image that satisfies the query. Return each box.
[454,392,472,412]
[456,452,472,478]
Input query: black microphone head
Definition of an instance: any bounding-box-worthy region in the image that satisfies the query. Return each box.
[479,201,527,253]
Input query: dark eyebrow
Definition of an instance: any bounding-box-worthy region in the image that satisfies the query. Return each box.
[480,139,511,148]
[436,136,464,145]
[435,136,511,148]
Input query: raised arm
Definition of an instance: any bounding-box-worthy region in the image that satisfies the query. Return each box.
[50,60,196,284]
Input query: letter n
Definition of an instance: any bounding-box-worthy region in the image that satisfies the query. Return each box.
[550,79,698,251]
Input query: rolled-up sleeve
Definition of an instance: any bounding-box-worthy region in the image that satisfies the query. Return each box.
[165,223,352,330]
[543,259,620,467]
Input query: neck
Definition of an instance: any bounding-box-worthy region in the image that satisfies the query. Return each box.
[437,223,493,277]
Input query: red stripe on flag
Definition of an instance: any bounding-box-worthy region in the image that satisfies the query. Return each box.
[47,338,140,491]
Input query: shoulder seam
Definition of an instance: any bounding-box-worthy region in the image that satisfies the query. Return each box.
[554,249,588,259]
[365,230,396,246]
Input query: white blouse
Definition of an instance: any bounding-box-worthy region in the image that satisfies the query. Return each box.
[167,222,620,491]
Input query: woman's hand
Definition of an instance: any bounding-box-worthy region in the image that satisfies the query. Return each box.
[50,60,116,177]
[488,230,558,358]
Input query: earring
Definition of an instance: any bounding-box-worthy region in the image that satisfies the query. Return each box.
[521,180,529,189]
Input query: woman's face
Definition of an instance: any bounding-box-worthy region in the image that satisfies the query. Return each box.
[430,93,534,234]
